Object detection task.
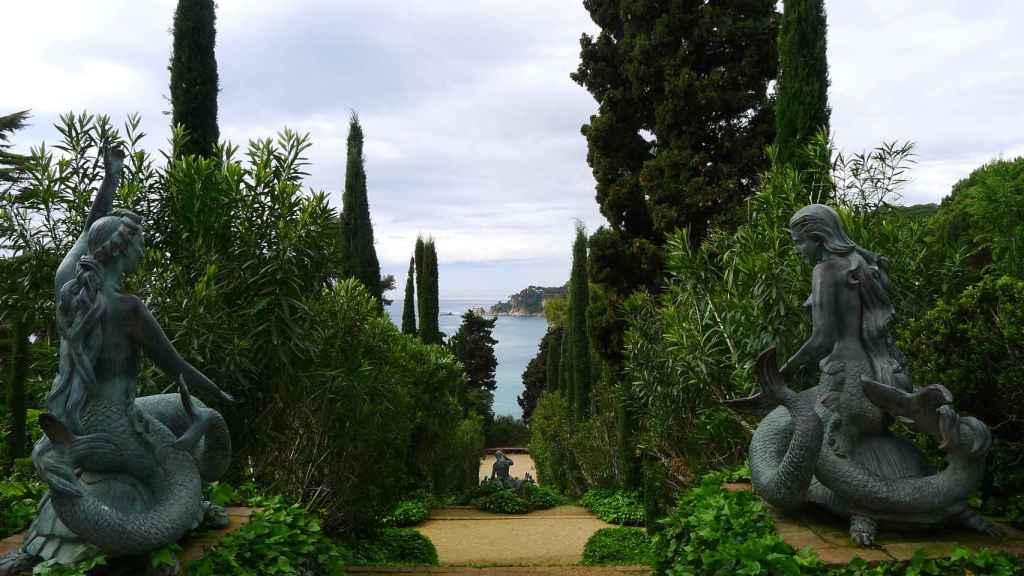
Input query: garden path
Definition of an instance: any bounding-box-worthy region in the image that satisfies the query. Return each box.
[406,505,649,573]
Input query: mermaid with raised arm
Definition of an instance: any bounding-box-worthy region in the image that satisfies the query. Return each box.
[0,146,234,576]
[727,203,1000,547]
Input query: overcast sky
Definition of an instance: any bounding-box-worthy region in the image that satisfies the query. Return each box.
[6,1,1023,300]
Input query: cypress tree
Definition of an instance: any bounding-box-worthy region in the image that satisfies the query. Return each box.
[774,0,831,169]
[169,0,220,158]
[546,327,562,393]
[419,239,442,345]
[561,302,574,416]
[401,257,417,335]
[339,113,385,308]
[570,224,592,420]
[415,236,426,334]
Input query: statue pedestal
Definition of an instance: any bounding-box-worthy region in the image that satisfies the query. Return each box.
[725,483,1024,564]
[0,507,260,570]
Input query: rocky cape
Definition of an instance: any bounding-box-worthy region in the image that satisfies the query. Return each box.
[489,284,567,316]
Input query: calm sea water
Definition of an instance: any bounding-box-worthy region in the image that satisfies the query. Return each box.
[385,299,548,418]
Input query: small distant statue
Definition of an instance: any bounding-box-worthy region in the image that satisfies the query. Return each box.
[726,204,1000,547]
[0,146,234,576]
[491,451,514,484]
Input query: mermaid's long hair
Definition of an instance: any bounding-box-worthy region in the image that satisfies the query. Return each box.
[48,209,143,433]
[788,204,902,388]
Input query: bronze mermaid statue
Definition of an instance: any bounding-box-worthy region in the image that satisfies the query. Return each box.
[0,146,233,575]
[727,203,1001,546]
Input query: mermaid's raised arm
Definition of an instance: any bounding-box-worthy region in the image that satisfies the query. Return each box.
[54,146,126,297]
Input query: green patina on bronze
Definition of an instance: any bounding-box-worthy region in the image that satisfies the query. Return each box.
[726,204,1000,547]
[0,147,233,576]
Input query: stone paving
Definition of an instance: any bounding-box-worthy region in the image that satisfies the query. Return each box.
[725,482,1024,564]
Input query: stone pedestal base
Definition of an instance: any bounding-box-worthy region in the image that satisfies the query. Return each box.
[725,482,1024,564]
[0,507,259,572]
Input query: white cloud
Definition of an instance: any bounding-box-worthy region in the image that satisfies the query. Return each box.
[5,0,1023,298]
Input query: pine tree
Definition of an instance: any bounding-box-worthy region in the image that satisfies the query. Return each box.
[450,310,498,421]
[574,0,778,372]
[0,111,29,184]
[338,113,385,308]
[519,327,558,422]
[401,256,417,335]
[169,0,220,158]
[775,0,831,169]
[570,224,592,420]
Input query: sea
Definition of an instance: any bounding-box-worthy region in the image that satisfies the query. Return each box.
[384,299,548,419]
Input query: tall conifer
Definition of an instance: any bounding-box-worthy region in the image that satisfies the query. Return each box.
[401,257,417,335]
[418,239,441,345]
[570,224,592,420]
[415,237,426,336]
[169,0,220,158]
[546,327,562,393]
[774,0,831,169]
[561,319,574,415]
[339,113,385,308]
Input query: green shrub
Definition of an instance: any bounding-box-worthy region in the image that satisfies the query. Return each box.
[522,483,567,510]
[582,527,653,566]
[528,391,583,494]
[0,474,46,538]
[382,499,430,527]
[349,528,438,566]
[926,156,1024,286]
[581,489,644,526]
[2,114,482,536]
[462,478,505,503]
[620,137,932,483]
[653,471,1024,576]
[485,414,531,447]
[898,274,1024,526]
[185,496,350,576]
[653,473,808,575]
[475,489,529,515]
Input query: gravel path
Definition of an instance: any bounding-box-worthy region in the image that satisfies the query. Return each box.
[413,506,646,570]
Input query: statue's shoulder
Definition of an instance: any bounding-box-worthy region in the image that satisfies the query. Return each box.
[114,293,146,319]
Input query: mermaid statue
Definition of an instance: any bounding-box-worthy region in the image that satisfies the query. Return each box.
[0,147,234,575]
[726,204,1002,546]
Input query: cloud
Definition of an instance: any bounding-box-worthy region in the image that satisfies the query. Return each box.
[4,0,1023,300]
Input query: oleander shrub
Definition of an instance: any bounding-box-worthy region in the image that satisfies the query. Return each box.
[582,527,653,566]
[0,114,482,537]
